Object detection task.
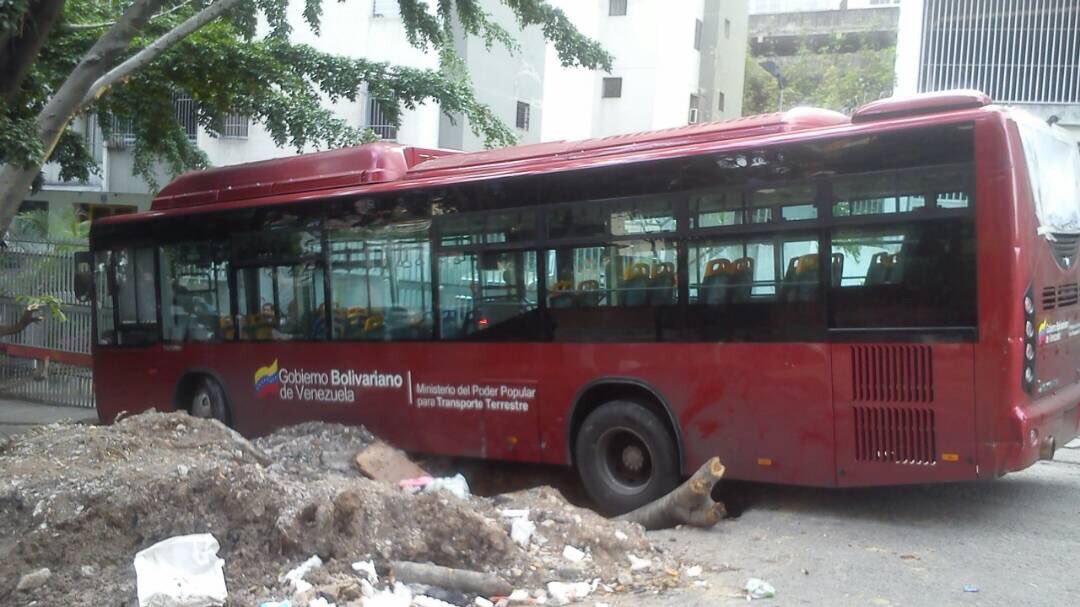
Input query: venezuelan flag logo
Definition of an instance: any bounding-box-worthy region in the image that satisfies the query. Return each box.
[254,359,279,398]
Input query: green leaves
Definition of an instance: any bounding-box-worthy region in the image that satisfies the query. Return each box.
[4,0,611,192]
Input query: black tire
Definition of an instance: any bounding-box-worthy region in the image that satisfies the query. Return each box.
[575,400,680,515]
[189,377,230,424]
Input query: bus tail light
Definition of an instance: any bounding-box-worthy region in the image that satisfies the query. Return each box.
[1022,287,1036,394]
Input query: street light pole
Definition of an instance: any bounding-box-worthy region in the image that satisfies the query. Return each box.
[758,60,787,113]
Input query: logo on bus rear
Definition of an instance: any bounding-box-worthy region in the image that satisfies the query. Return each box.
[254,359,280,397]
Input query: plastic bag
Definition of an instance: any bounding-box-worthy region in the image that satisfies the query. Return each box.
[744,578,776,600]
[134,534,227,607]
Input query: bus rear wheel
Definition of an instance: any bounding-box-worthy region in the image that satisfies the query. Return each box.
[575,400,679,515]
[189,377,230,424]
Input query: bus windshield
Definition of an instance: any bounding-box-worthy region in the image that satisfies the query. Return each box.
[1016,112,1080,235]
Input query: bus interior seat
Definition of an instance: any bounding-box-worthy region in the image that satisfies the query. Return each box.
[731,257,754,302]
[622,263,652,306]
[701,258,732,305]
[782,254,818,302]
[831,252,844,288]
[577,279,602,306]
[865,252,891,285]
[548,280,576,308]
[650,262,676,305]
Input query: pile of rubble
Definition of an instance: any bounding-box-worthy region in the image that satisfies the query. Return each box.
[0,412,698,606]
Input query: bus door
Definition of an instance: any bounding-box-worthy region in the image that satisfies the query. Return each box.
[827,219,978,486]
[431,245,543,460]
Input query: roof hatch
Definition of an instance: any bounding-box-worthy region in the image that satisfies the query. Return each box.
[150,143,456,211]
[851,90,991,123]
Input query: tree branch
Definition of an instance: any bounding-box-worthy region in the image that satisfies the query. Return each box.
[79,0,244,108]
[65,1,194,32]
[0,306,42,338]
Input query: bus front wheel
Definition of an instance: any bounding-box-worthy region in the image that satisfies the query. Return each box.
[189,377,230,424]
[575,400,679,515]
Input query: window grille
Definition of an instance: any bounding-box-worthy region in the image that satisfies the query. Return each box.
[516,101,530,131]
[367,98,398,140]
[919,0,1080,104]
[609,0,627,16]
[602,77,623,98]
[222,114,249,139]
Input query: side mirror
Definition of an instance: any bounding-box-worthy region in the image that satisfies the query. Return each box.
[73,251,93,303]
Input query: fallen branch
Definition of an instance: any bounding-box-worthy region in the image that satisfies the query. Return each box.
[616,456,726,530]
[0,305,42,337]
[389,561,512,597]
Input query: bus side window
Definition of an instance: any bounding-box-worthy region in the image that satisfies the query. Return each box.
[113,246,159,345]
[159,242,231,342]
[437,250,538,340]
[94,250,116,345]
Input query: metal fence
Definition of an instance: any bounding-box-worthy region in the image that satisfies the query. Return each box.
[0,239,95,408]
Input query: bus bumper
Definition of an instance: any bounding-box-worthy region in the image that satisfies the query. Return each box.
[997,389,1080,475]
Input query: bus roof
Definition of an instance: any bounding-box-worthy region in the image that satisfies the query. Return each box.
[137,90,992,218]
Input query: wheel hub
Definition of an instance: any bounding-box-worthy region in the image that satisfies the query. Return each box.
[622,445,645,471]
[191,392,212,418]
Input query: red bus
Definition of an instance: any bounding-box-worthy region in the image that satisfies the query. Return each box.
[81,90,1080,512]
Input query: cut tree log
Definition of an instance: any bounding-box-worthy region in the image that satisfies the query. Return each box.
[389,561,512,597]
[616,456,726,531]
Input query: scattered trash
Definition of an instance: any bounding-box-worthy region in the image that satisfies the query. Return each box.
[414,595,459,607]
[258,601,291,607]
[899,554,919,561]
[500,509,530,519]
[399,476,436,491]
[351,560,378,583]
[546,581,594,605]
[281,555,323,594]
[511,518,537,548]
[361,581,412,607]
[15,567,51,592]
[508,588,531,601]
[685,565,702,578]
[399,474,471,499]
[308,598,335,607]
[474,598,495,607]
[425,474,471,499]
[133,534,227,607]
[963,584,979,593]
[744,578,776,600]
[613,530,628,542]
[562,545,587,563]
[628,554,652,571]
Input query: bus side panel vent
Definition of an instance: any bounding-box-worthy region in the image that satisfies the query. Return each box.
[853,406,937,465]
[1042,286,1057,310]
[1048,233,1080,270]
[1057,283,1079,308]
[850,345,934,403]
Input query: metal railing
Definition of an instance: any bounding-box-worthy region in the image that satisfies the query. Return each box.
[0,239,95,408]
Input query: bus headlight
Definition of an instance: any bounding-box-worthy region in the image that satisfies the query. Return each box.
[1024,366,1035,384]
[1025,320,1034,338]
[1024,296,1035,315]
[1026,343,1035,360]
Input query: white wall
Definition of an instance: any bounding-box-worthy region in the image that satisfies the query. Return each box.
[892,0,924,96]
[200,0,444,169]
[543,0,744,141]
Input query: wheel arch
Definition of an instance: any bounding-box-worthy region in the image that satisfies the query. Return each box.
[566,377,684,472]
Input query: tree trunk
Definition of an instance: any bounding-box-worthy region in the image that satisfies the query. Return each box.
[0,0,66,101]
[615,456,727,531]
[0,0,167,236]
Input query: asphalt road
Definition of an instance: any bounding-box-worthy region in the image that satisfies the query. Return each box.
[609,439,1080,607]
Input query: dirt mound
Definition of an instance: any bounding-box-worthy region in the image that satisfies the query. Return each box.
[0,412,684,606]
